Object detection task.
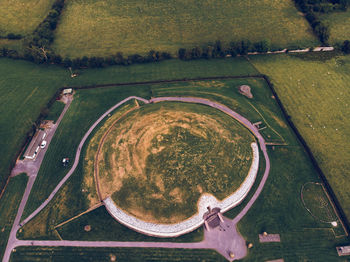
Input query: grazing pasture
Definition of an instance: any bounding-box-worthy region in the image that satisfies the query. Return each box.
[320,10,350,44]
[250,53,350,220]
[0,0,55,36]
[52,0,318,58]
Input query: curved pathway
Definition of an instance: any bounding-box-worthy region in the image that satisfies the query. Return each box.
[3,96,270,262]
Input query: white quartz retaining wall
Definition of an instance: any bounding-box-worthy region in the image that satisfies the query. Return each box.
[104,142,259,238]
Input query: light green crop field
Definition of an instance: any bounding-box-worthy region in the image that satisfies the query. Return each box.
[320,10,350,44]
[250,53,350,220]
[52,0,318,58]
[99,102,254,223]
[0,0,55,36]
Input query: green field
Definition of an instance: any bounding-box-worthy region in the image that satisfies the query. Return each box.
[302,182,338,223]
[0,173,27,261]
[99,102,254,223]
[0,0,55,36]
[55,206,204,243]
[20,77,287,239]
[17,76,348,261]
[11,246,227,262]
[250,53,350,220]
[0,57,256,194]
[52,0,318,58]
[320,10,350,44]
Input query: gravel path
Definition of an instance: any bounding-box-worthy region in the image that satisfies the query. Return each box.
[3,96,270,262]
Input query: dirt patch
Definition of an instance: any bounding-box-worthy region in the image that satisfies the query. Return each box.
[238,85,253,98]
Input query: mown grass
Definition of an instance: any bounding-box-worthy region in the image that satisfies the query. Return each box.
[302,182,338,223]
[0,0,55,36]
[56,206,203,243]
[106,102,254,222]
[44,100,65,123]
[52,0,318,58]
[17,77,349,260]
[250,53,350,220]
[0,57,256,193]
[20,78,290,240]
[320,10,350,44]
[0,59,69,192]
[0,173,27,261]
[11,246,227,262]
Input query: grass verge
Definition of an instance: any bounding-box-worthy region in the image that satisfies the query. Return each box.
[0,173,27,261]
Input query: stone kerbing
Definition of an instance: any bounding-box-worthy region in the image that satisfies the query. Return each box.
[104,142,259,238]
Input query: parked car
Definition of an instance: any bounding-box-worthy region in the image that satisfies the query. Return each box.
[40,140,47,148]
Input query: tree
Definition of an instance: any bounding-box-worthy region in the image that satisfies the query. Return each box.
[191,47,202,59]
[341,40,350,53]
[178,48,186,60]
[63,57,72,68]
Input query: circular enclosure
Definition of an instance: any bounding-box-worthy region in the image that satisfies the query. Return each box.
[94,101,256,224]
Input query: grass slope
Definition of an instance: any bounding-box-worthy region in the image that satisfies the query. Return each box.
[0,0,55,36]
[55,206,204,243]
[320,10,350,44]
[52,0,318,58]
[250,52,350,220]
[0,173,27,261]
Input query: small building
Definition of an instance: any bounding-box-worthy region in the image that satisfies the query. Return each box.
[63,88,73,95]
[337,246,350,256]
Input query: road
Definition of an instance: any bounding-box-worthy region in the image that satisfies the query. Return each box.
[2,96,73,262]
[3,96,270,262]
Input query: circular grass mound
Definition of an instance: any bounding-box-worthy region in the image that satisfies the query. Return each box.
[95,101,255,224]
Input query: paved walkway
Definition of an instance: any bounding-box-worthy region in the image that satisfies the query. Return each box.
[3,96,271,262]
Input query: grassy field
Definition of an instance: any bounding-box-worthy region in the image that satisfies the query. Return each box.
[100,102,254,223]
[20,77,288,239]
[0,57,256,194]
[52,0,318,58]
[250,53,350,220]
[320,10,350,44]
[0,0,55,36]
[55,206,204,243]
[301,182,338,223]
[44,100,65,123]
[11,246,227,262]
[17,76,349,261]
[0,173,27,261]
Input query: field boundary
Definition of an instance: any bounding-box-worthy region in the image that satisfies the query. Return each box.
[263,75,350,235]
[63,74,350,235]
[6,74,349,236]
